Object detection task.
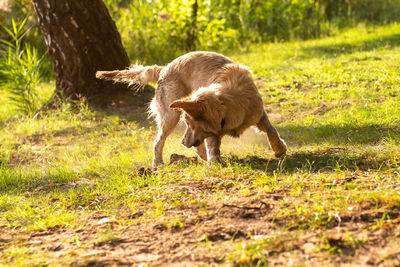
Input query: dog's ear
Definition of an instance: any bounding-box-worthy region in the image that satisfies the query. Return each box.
[170,99,203,119]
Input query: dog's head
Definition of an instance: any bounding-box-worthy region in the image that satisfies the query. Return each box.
[170,88,226,148]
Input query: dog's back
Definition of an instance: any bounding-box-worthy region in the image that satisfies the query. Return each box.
[161,51,233,91]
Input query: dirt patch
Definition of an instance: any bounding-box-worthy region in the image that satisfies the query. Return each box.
[2,191,400,266]
[1,198,271,266]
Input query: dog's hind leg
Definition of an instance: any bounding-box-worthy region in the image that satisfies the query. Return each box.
[152,109,180,170]
[256,111,287,157]
[194,142,207,161]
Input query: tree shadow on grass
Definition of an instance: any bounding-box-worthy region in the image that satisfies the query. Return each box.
[299,33,400,60]
[1,166,149,197]
[0,169,92,195]
[91,86,155,128]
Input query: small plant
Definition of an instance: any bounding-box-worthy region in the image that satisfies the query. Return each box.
[94,228,120,246]
[0,18,45,116]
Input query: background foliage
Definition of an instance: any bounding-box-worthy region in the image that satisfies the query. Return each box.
[1,0,400,66]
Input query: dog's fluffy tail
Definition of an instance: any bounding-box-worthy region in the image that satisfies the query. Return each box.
[96,65,163,90]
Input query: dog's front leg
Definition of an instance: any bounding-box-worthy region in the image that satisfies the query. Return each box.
[205,136,222,163]
[194,142,208,161]
[152,133,166,170]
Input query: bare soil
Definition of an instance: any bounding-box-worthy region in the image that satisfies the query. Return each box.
[2,174,400,267]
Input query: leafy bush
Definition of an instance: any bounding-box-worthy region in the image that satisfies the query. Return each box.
[320,0,400,24]
[0,18,45,116]
[203,0,325,42]
[109,0,199,65]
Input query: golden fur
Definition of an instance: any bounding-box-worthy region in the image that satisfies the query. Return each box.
[96,51,287,169]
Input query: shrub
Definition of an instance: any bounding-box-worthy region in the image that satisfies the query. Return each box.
[0,18,45,116]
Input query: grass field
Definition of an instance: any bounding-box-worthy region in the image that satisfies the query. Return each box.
[1,23,400,266]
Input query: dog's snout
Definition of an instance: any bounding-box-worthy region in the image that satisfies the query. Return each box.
[181,138,202,148]
[181,138,192,148]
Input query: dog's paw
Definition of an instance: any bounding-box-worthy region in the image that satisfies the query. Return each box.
[272,139,287,157]
[274,151,287,158]
[137,167,152,176]
[207,156,226,167]
[274,146,287,158]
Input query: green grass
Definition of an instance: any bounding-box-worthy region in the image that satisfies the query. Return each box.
[1,23,400,266]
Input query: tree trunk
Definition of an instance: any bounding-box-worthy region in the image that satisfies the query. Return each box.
[185,0,198,51]
[32,0,130,100]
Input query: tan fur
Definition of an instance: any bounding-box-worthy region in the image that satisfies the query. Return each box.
[96,51,287,170]
[96,65,163,90]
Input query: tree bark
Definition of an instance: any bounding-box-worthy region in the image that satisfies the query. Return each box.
[32,0,130,100]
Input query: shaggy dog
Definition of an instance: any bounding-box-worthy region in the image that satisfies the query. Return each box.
[96,51,287,170]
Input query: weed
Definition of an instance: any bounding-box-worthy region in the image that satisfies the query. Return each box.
[94,228,120,246]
